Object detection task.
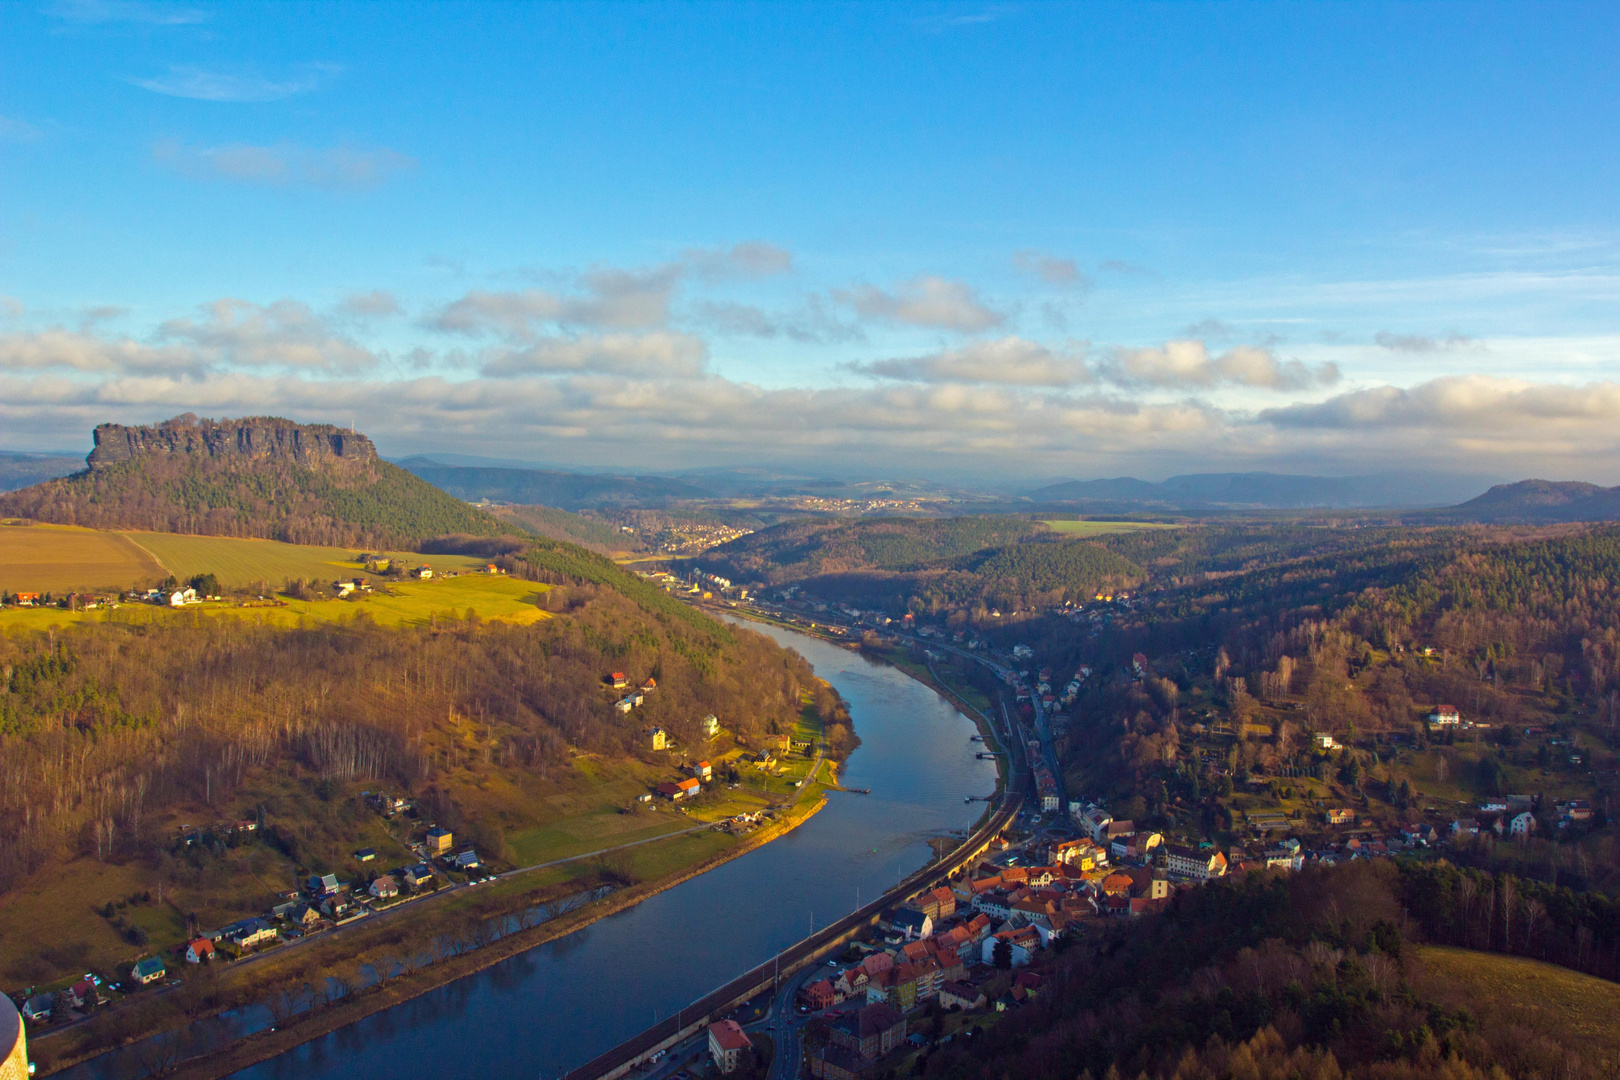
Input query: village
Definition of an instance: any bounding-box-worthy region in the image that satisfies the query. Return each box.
[673,765,1597,1080]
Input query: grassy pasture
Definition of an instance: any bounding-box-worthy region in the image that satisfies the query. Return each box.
[0,522,165,592]
[1039,519,1180,537]
[0,527,551,628]
[1417,946,1620,1066]
[255,573,553,628]
[123,532,484,588]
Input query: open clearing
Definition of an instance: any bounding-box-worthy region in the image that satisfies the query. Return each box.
[1417,946,1620,1065]
[0,522,165,592]
[0,534,550,629]
[123,532,485,587]
[1040,519,1180,536]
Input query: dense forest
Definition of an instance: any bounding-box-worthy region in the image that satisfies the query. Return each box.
[0,541,849,897]
[925,860,1619,1080]
[0,416,515,548]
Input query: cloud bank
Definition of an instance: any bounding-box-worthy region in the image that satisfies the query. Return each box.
[1,262,1613,479]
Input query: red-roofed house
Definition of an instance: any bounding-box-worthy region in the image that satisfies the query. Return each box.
[708,1019,753,1074]
[804,978,837,1010]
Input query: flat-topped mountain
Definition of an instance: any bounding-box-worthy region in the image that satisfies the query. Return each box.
[0,414,514,548]
[87,415,377,473]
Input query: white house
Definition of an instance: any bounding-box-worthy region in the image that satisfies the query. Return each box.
[1510,812,1536,837]
[1428,705,1461,726]
[168,587,199,607]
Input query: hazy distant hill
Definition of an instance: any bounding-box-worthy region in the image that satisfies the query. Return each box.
[399,459,711,509]
[1031,470,1496,509]
[0,415,514,548]
[1443,479,1620,523]
[0,451,82,493]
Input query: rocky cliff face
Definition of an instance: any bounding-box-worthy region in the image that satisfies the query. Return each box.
[87,415,378,473]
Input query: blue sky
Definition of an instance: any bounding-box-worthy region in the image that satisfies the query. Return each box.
[3,0,1619,481]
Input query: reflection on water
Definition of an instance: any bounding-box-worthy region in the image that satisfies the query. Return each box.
[71,623,996,1080]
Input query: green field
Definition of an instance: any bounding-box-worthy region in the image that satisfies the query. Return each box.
[1040,519,1180,536]
[123,532,487,587]
[0,527,558,627]
[262,573,553,627]
[0,522,165,592]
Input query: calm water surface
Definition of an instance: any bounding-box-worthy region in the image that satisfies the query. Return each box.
[81,623,996,1080]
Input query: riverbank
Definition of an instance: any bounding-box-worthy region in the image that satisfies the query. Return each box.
[38,698,843,1078]
[151,795,831,1080]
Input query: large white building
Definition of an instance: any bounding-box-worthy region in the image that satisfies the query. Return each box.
[1164,845,1228,880]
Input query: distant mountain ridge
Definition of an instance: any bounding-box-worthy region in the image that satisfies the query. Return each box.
[0,451,82,493]
[1031,470,1498,510]
[0,415,515,548]
[398,459,713,509]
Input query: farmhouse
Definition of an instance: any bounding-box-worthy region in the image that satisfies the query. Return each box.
[132,957,167,985]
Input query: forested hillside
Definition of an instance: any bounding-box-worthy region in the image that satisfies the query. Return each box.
[0,557,843,895]
[699,516,1142,612]
[490,502,637,554]
[0,416,514,548]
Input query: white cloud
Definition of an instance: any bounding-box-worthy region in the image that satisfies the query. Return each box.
[129,63,341,102]
[1103,340,1338,391]
[850,337,1091,387]
[338,291,401,318]
[154,140,416,190]
[691,297,862,343]
[1373,331,1479,353]
[682,242,794,280]
[1263,375,1620,432]
[480,332,707,379]
[0,328,205,375]
[431,267,679,338]
[156,299,379,372]
[1013,250,1088,289]
[836,275,1005,332]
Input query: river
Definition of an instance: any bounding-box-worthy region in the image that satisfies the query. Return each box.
[70,622,997,1080]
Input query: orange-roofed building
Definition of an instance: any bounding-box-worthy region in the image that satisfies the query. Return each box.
[708,1020,753,1074]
